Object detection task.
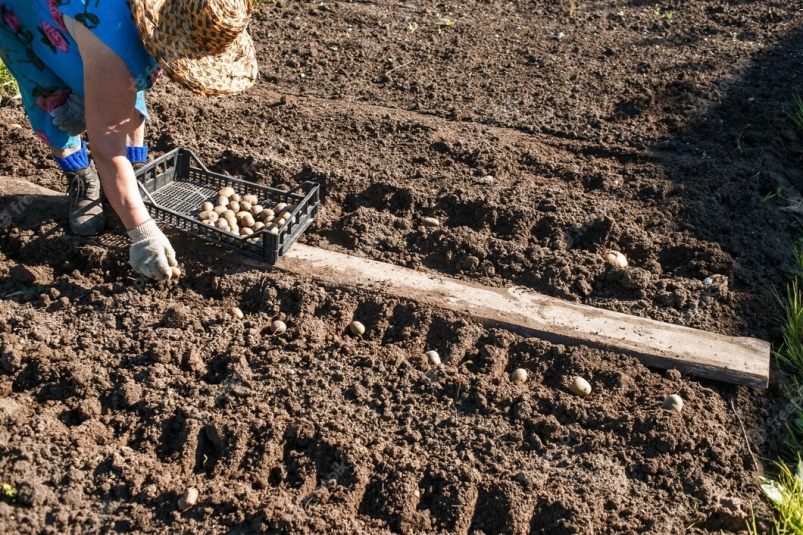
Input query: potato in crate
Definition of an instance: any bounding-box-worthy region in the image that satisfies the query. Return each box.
[135,148,319,264]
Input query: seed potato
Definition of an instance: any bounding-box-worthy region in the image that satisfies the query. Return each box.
[228,201,240,214]
[202,201,214,212]
[171,266,181,278]
[271,320,287,335]
[421,216,441,228]
[240,227,253,236]
[276,217,286,227]
[229,193,241,203]
[569,376,592,397]
[219,186,235,198]
[425,350,441,366]
[215,219,229,230]
[240,201,252,212]
[349,320,365,336]
[601,250,628,268]
[216,196,229,207]
[267,224,279,235]
[253,222,265,231]
[275,202,288,212]
[213,205,227,215]
[251,205,263,216]
[663,394,684,413]
[511,368,528,384]
[231,307,244,319]
[243,194,259,205]
[242,213,256,227]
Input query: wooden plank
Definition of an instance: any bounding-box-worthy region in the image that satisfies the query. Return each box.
[0,177,771,387]
[279,244,770,388]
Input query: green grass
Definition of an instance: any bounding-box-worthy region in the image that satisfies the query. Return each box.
[750,97,803,531]
[756,234,803,532]
[0,59,19,105]
[775,276,803,372]
[788,93,803,133]
[758,460,803,533]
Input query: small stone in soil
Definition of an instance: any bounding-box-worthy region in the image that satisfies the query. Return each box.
[178,487,199,510]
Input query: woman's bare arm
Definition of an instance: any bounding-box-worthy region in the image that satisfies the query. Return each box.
[71,22,151,231]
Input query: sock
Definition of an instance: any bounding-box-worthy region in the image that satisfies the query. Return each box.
[53,141,89,173]
[127,145,148,164]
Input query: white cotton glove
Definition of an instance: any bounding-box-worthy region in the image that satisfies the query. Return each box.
[50,93,86,136]
[127,219,177,280]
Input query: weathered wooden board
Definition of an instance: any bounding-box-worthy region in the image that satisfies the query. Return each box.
[0,176,771,387]
[279,244,770,388]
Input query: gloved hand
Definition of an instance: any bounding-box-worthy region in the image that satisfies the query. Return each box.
[51,93,86,136]
[127,219,177,280]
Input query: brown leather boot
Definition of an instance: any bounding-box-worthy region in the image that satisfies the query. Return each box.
[64,161,105,236]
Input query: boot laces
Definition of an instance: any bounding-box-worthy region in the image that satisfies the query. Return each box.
[67,170,91,206]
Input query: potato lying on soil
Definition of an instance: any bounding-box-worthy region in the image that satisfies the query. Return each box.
[569,376,592,397]
[511,368,528,384]
[663,394,684,413]
[271,320,287,335]
[349,320,365,336]
[425,350,441,365]
[601,249,628,268]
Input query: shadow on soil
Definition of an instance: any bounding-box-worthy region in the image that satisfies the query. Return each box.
[648,21,803,296]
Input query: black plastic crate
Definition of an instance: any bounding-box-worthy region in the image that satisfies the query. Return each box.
[135,148,319,264]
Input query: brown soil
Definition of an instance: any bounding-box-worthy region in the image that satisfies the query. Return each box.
[1,1,801,533]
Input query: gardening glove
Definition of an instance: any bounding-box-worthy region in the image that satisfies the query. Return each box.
[51,93,86,136]
[127,219,177,280]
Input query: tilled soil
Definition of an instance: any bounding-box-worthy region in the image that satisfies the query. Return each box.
[1,1,802,533]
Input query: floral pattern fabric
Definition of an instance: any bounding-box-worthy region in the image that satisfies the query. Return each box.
[0,1,156,149]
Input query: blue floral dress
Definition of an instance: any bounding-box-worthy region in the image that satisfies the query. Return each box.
[0,1,157,149]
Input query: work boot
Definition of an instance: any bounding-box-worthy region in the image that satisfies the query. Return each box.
[65,161,106,236]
